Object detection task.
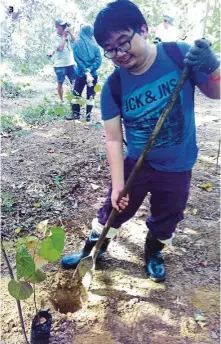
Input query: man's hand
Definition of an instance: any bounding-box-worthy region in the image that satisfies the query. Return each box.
[65,28,75,41]
[184,38,220,74]
[62,30,68,38]
[111,187,129,213]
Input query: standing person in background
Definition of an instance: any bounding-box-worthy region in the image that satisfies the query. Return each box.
[52,19,76,102]
[67,25,102,122]
[155,15,179,42]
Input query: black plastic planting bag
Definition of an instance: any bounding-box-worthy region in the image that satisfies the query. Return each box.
[30,309,52,344]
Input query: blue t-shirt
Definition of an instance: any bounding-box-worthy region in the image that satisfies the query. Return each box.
[101,42,208,172]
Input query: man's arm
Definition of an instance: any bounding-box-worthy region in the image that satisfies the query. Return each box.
[90,48,102,71]
[197,67,220,99]
[184,39,220,100]
[73,48,87,72]
[104,116,126,211]
[65,28,75,42]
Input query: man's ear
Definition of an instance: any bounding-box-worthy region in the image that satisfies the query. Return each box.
[140,24,148,39]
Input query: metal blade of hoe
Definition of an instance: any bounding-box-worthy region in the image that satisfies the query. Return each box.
[74,66,190,290]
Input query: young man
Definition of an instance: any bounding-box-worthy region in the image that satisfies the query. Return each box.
[52,19,76,102]
[61,1,220,282]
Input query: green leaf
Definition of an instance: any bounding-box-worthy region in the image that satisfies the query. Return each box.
[55,108,64,115]
[8,280,33,300]
[38,226,65,262]
[16,246,35,280]
[94,84,101,93]
[27,269,46,283]
[65,92,75,100]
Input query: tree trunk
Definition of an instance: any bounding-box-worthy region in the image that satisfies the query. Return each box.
[202,0,210,37]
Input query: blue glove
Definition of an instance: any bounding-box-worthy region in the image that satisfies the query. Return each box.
[184,38,220,74]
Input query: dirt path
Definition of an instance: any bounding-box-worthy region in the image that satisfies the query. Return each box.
[1,88,220,344]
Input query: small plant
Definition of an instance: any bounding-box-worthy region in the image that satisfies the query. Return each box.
[2,220,65,344]
[1,192,14,214]
[1,78,35,99]
[21,101,70,125]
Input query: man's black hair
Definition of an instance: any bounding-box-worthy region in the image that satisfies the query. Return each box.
[94,1,148,48]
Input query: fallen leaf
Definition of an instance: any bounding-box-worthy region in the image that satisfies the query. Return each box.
[36,220,48,235]
[34,203,41,207]
[199,260,208,268]
[210,330,219,339]
[199,182,212,192]
[194,310,206,322]
[73,200,78,209]
[47,148,55,153]
[191,208,198,215]
[1,152,9,157]
[91,183,100,191]
[11,149,19,154]
[15,227,21,234]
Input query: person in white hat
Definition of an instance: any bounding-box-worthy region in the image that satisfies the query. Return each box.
[155,14,179,42]
[51,19,76,102]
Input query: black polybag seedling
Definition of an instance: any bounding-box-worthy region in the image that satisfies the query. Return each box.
[30,309,52,344]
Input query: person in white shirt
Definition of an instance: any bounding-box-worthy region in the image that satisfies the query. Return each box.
[51,19,76,102]
[155,15,179,43]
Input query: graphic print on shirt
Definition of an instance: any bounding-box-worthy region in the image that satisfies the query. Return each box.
[122,71,184,149]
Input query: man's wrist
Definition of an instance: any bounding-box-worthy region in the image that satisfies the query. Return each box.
[209,67,220,81]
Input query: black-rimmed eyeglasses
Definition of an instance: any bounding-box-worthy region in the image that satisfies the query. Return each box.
[104,30,137,59]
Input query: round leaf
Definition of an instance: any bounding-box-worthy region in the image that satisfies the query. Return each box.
[16,246,35,280]
[94,84,101,93]
[65,92,75,100]
[8,280,33,300]
[55,108,64,115]
[27,269,46,283]
[38,226,65,262]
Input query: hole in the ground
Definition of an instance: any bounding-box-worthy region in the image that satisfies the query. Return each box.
[50,288,82,314]
[44,271,88,315]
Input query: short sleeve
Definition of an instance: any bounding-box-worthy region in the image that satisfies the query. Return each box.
[100,79,121,121]
[177,42,208,86]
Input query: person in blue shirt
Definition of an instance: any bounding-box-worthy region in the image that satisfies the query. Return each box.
[61,1,220,282]
[67,25,102,122]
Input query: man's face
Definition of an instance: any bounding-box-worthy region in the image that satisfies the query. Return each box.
[103,25,148,70]
[163,20,169,29]
[56,25,64,35]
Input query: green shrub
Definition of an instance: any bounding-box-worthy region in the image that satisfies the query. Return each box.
[0,115,21,133]
[1,79,35,99]
[21,100,71,125]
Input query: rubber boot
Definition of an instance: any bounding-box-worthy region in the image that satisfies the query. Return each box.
[61,232,110,269]
[145,231,166,282]
[65,103,80,120]
[86,105,93,122]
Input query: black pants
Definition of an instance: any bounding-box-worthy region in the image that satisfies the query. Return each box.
[72,75,98,121]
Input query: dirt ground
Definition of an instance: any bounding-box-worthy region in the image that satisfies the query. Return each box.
[1,83,220,344]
